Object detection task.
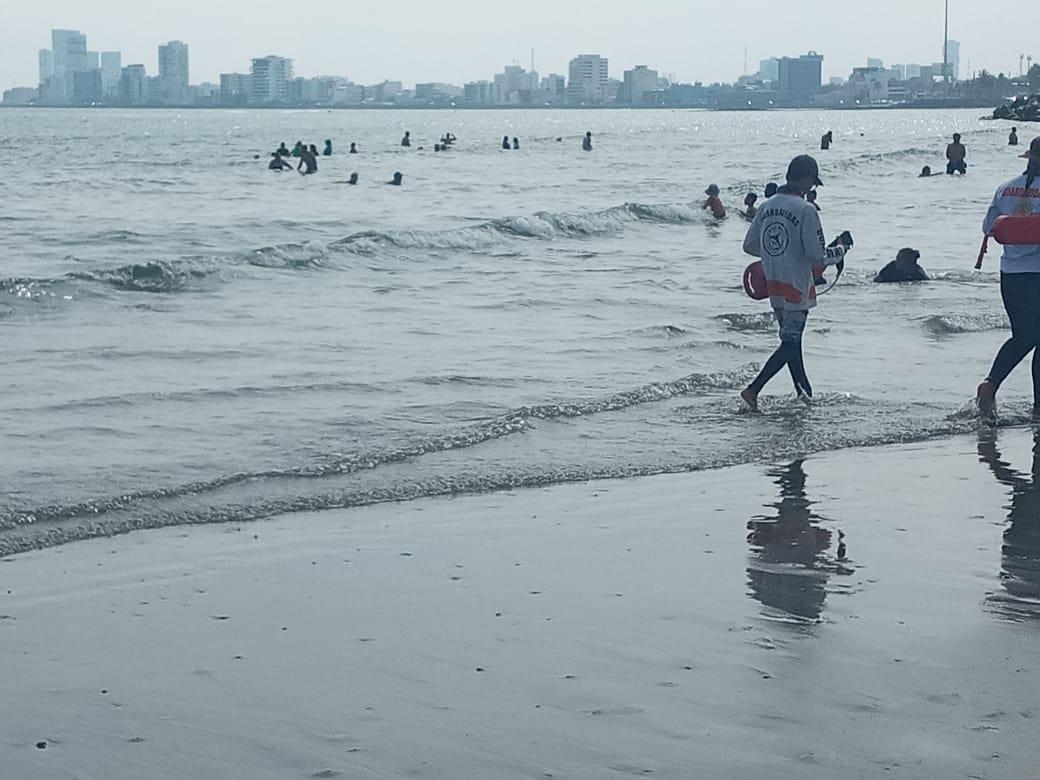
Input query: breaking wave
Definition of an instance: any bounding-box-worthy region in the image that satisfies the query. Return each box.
[922,313,1010,335]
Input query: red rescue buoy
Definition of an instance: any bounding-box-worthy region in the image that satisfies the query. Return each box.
[743,261,769,300]
[976,216,1040,269]
[992,215,1040,246]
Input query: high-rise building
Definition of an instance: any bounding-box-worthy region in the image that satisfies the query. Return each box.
[758,58,780,83]
[72,69,102,104]
[38,49,53,87]
[120,64,147,105]
[778,52,823,99]
[158,41,190,104]
[101,52,122,99]
[219,73,251,105]
[494,65,539,104]
[621,65,659,105]
[250,55,293,104]
[567,54,609,105]
[51,29,89,102]
[867,57,884,70]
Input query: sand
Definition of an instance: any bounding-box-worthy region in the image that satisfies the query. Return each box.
[2,429,1039,779]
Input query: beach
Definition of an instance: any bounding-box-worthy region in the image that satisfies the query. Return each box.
[4,429,1038,779]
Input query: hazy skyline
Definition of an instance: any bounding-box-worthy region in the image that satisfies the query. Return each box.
[3,0,1035,89]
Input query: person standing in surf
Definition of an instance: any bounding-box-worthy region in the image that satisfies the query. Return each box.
[976,136,1040,417]
[740,155,851,412]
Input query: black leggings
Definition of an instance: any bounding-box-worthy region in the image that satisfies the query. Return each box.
[988,273,1040,405]
[749,310,813,398]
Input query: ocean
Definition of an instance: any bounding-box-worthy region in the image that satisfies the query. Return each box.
[0,107,1028,554]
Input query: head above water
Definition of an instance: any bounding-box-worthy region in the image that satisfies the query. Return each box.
[953,133,962,142]
[896,248,921,265]
[920,165,932,176]
[744,193,758,207]
[349,173,358,184]
[785,155,823,191]
[705,184,720,197]
[764,182,778,198]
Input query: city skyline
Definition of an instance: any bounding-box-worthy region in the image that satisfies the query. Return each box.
[2,0,1037,91]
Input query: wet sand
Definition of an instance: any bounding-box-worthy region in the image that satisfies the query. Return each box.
[2,429,1039,779]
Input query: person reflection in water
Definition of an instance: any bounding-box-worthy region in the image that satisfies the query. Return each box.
[746,461,849,621]
[977,429,1040,620]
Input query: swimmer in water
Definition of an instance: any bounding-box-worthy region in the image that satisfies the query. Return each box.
[874,248,928,283]
[704,184,726,219]
[350,142,358,154]
[323,139,333,156]
[583,132,593,151]
[502,136,511,150]
[513,137,520,150]
[291,141,304,158]
[347,173,359,185]
[741,193,759,220]
[946,133,968,175]
[764,182,779,199]
[821,130,833,150]
[919,165,934,177]
[268,152,293,170]
[297,145,318,175]
[1010,127,1019,147]
[401,131,411,147]
[276,142,290,157]
[388,172,403,186]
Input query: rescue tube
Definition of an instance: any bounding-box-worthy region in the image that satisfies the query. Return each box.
[743,261,769,300]
[992,215,1040,245]
[976,216,1040,269]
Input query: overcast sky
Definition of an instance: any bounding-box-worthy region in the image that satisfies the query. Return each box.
[2,1,1034,89]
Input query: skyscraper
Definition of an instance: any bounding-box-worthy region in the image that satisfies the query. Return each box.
[158,41,190,104]
[101,52,122,99]
[250,56,293,104]
[38,49,53,87]
[567,54,609,106]
[120,64,147,106]
[778,52,824,99]
[51,29,88,102]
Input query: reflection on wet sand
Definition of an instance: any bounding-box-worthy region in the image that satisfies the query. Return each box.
[978,428,1040,620]
[746,460,851,621]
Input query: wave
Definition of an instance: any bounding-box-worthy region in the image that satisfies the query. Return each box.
[922,313,1009,335]
[714,312,777,332]
[1,201,705,303]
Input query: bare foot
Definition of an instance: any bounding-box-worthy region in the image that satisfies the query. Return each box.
[976,380,997,419]
[741,388,759,413]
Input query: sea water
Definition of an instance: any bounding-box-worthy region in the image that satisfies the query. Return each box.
[0,107,1027,553]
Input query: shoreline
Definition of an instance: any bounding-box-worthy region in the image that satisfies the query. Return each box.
[3,428,1038,778]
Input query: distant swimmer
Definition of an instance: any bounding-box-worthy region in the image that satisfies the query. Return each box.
[874,248,929,283]
[821,130,833,150]
[309,144,319,158]
[401,132,411,147]
[583,132,593,152]
[323,139,333,156]
[919,165,935,177]
[297,146,318,175]
[268,152,293,170]
[764,182,778,198]
[350,142,358,154]
[704,184,726,219]
[502,136,511,150]
[276,142,291,157]
[388,172,404,186]
[976,136,1040,417]
[1010,127,1019,147]
[946,133,968,175]
[291,141,304,158]
[742,193,759,220]
[513,137,520,150]
[740,155,852,412]
[807,190,820,212]
[347,172,359,185]
[434,144,442,152]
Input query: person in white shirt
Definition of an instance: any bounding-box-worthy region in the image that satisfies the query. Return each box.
[977,136,1040,417]
[740,155,851,412]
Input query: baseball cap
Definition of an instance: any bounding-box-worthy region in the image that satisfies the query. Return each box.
[1021,137,1040,159]
[786,154,824,186]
